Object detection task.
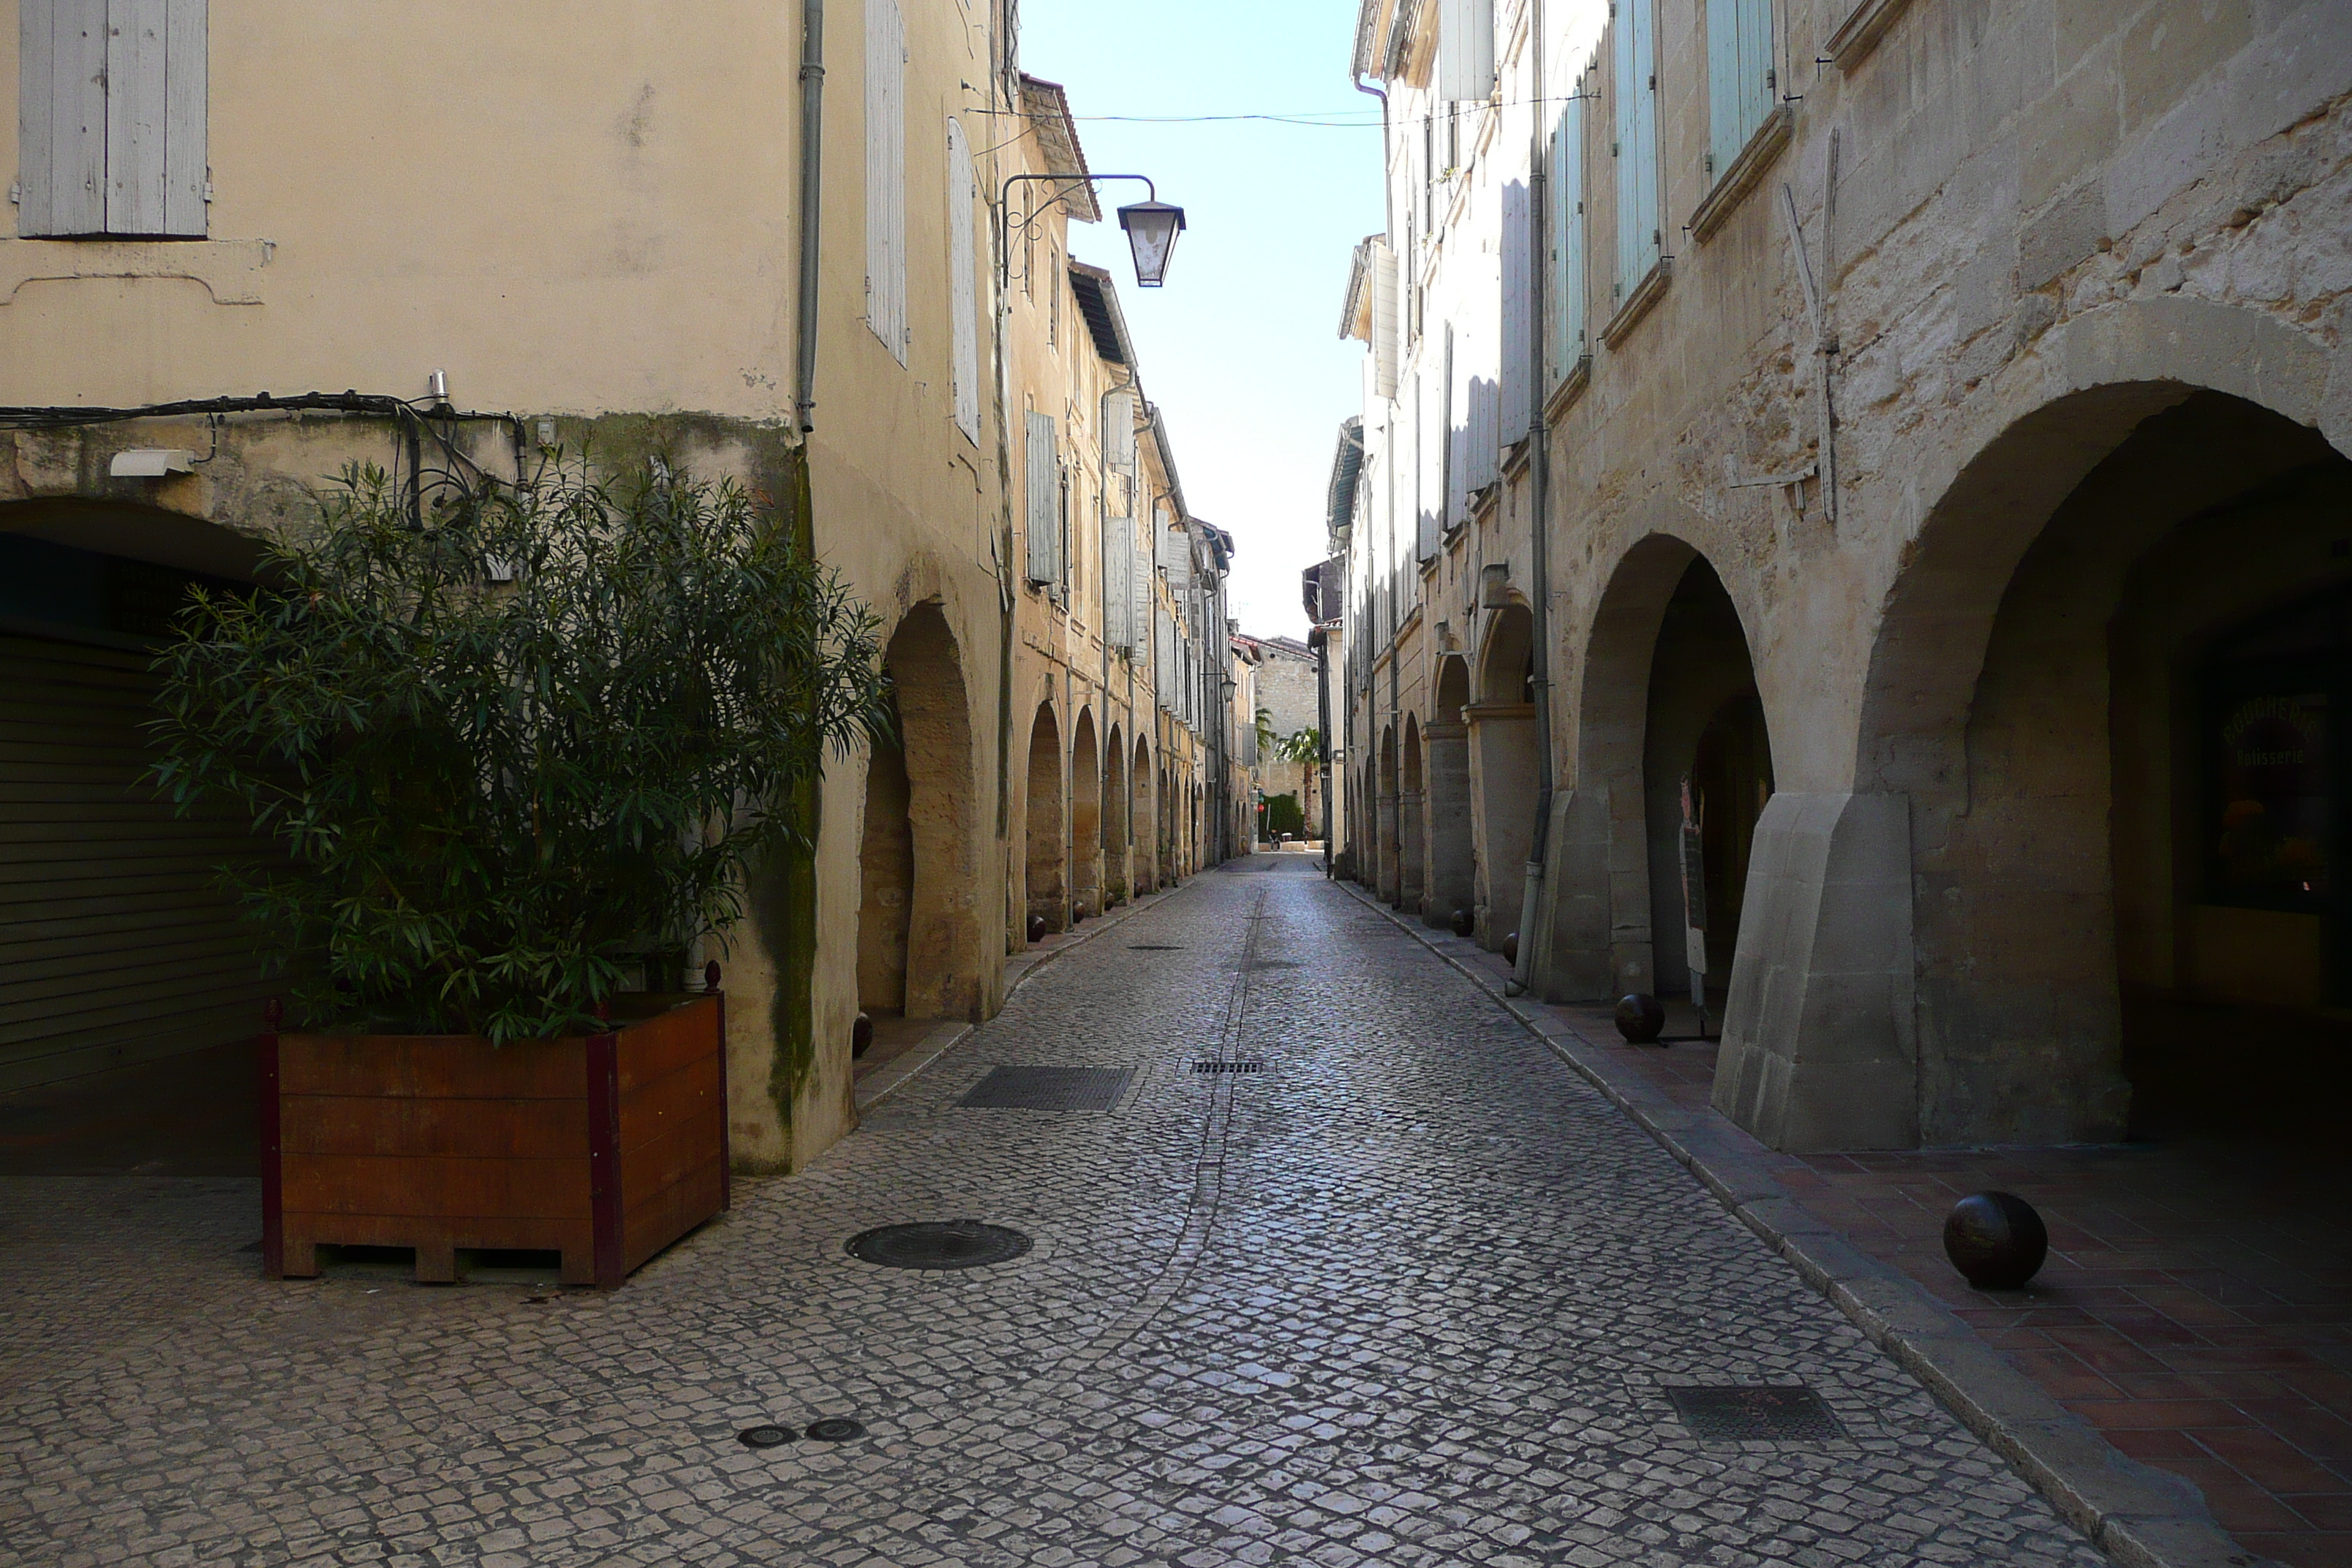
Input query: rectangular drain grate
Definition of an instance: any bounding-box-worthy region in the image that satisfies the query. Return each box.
[1191,1060,1264,1074]
[958,1066,1131,1111]
[1665,1384,1844,1443]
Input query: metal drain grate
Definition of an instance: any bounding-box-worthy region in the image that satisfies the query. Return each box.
[845,1221,1033,1270]
[958,1065,1131,1110]
[1192,1060,1265,1074]
[1665,1384,1844,1442]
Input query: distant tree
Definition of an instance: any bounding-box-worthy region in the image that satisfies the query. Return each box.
[1274,727,1322,842]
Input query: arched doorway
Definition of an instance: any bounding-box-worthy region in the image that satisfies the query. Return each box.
[1469,604,1539,951]
[1069,709,1101,919]
[1400,715,1426,913]
[1643,560,1773,1017]
[1024,700,1066,938]
[1104,722,1130,905]
[1131,736,1156,892]
[1376,726,1399,903]
[856,603,979,1022]
[1425,656,1476,930]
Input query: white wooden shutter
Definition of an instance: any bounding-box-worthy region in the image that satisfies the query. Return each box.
[1551,88,1588,382]
[1130,525,1151,655]
[1371,240,1400,400]
[1614,0,1662,297]
[21,0,203,238]
[1501,179,1531,440]
[864,0,907,363]
[1104,517,1128,649]
[1025,412,1058,584]
[1438,0,1495,102]
[947,116,979,440]
[1104,391,1137,475]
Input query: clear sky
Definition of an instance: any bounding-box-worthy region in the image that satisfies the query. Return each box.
[1015,1,1383,641]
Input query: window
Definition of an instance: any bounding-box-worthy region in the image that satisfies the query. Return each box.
[1706,0,1775,181]
[947,118,979,441]
[19,0,208,238]
[864,0,907,362]
[1025,411,1060,585]
[1613,0,1662,298]
[1550,67,1589,379]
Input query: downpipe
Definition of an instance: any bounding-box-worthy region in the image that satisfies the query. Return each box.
[793,0,826,431]
[1507,0,1554,998]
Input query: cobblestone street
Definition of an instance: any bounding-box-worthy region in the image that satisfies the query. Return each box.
[0,859,2111,1567]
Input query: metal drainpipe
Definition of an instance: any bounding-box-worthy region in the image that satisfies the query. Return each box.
[1509,0,1556,998]
[793,0,826,431]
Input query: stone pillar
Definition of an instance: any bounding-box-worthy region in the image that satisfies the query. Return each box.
[1423,720,1474,927]
[1711,792,1920,1150]
[1376,788,1400,904]
[1465,701,1536,951]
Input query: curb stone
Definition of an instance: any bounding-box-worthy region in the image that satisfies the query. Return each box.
[852,879,1196,1115]
[1340,881,2269,1568]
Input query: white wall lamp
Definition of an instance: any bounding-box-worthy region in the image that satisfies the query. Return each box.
[109,449,195,478]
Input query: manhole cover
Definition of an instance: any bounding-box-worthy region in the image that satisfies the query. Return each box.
[845,1221,1033,1271]
[1665,1385,1844,1442]
[804,1417,867,1442]
[958,1065,1129,1110]
[737,1425,794,1448]
[1192,1060,1264,1074]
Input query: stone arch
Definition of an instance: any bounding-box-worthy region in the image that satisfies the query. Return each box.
[857,600,979,1022]
[1720,369,2352,1153]
[1104,720,1130,905]
[1425,656,1475,928]
[1469,603,1539,951]
[1023,700,1066,938]
[1399,714,1425,912]
[1131,734,1156,892]
[1376,725,1400,904]
[1068,707,1101,919]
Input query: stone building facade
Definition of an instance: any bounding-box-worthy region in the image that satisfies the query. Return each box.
[1341,0,2352,1150]
[0,1,1227,1172]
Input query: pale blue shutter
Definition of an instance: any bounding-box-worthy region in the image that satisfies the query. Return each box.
[1501,180,1531,440]
[1550,88,1588,380]
[1025,412,1058,584]
[1708,0,1774,177]
[1439,0,1495,102]
[1613,0,1662,297]
[948,117,979,440]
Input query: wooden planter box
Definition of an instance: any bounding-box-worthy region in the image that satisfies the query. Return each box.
[258,988,730,1289]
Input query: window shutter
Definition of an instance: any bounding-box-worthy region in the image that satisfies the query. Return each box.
[947,117,979,440]
[1709,0,1775,178]
[1104,515,1129,650]
[1371,240,1400,399]
[22,0,203,238]
[1550,88,1588,381]
[1500,179,1530,440]
[1025,412,1058,584]
[1613,0,1662,295]
[865,0,908,363]
[19,1,105,236]
[1104,390,1137,476]
[1438,0,1495,102]
[1131,525,1151,654]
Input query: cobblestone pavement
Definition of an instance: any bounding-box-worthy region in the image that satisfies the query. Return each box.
[0,860,2111,1567]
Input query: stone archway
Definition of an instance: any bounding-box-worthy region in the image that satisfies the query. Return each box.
[1069,709,1101,919]
[1722,383,2352,1152]
[1425,655,1476,930]
[1024,700,1066,938]
[1400,715,1426,913]
[1131,735,1156,892]
[857,601,979,1022]
[1104,721,1130,905]
[1469,605,1538,951]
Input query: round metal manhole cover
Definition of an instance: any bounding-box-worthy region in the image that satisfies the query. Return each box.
[804,1417,867,1442]
[845,1221,1033,1271]
[737,1425,794,1449]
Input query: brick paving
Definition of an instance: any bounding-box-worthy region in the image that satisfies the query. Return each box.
[0,859,2110,1566]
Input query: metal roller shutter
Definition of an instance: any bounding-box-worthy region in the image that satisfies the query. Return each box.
[0,634,271,1092]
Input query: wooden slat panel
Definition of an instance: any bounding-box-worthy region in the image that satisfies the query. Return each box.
[282,1095,589,1160]
[0,969,264,1031]
[105,0,169,233]
[18,1,109,236]
[279,1033,588,1101]
[622,1159,724,1274]
[618,1055,720,1158]
[281,1154,593,1220]
[282,1213,595,1258]
[162,0,206,236]
[614,998,720,1093]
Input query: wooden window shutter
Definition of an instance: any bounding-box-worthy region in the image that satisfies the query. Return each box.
[1613,0,1662,295]
[1371,239,1399,399]
[1130,521,1151,656]
[1708,0,1776,179]
[947,117,979,440]
[1500,178,1531,442]
[1438,0,1495,103]
[21,0,204,239]
[1104,514,1128,650]
[1550,88,1588,380]
[1025,411,1058,584]
[864,0,907,363]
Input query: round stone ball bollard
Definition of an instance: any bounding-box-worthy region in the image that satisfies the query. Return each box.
[1943,1191,2049,1289]
[1614,993,1667,1044]
[851,1011,873,1060]
[1450,908,1474,938]
[1501,932,1519,965]
[1026,913,1047,945]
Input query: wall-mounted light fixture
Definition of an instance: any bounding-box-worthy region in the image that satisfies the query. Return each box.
[1000,173,1186,293]
[109,449,195,478]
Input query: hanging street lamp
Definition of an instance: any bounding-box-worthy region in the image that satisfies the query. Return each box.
[1117,200,1187,288]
